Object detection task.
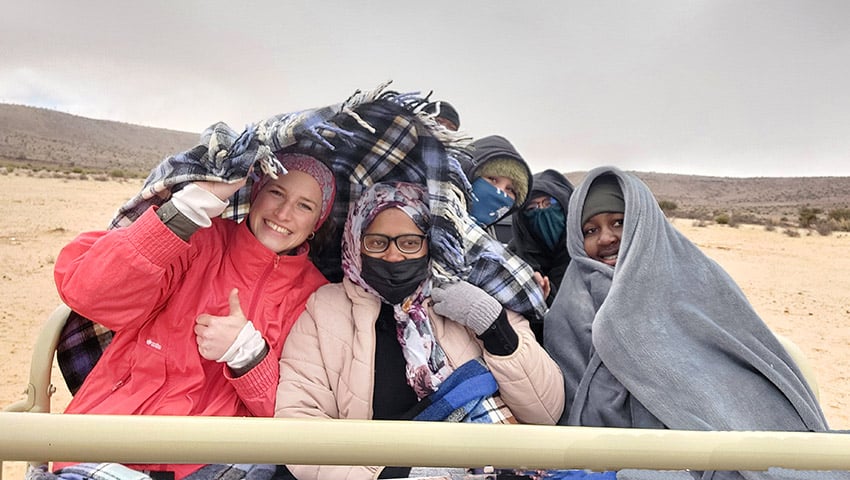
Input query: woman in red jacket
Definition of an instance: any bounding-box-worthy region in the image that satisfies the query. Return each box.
[49,152,335,480]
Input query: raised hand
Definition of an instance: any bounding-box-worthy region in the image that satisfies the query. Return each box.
[194,288,248,361]
[194,177,248,202]
[533,271,551,300]
[430,280,503,335]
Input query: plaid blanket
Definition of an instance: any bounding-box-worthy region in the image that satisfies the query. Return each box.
[56,82,547,395]
[29,462,277,480]
[28,463,153,480]
[57,310,114,395]
[412,358,516,424]
[260,87,547,319]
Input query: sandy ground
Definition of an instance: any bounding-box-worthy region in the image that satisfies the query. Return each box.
[1,173,849,478]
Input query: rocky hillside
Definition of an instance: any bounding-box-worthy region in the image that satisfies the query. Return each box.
[2,103,848,223]
[0,103,197,177]
[565,172,850,222]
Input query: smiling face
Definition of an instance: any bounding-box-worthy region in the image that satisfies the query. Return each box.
[582,212,624,267]
[248,170,323,254]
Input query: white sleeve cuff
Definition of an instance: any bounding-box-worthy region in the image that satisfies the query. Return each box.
[217,321,266,369]
[170,183,229,228]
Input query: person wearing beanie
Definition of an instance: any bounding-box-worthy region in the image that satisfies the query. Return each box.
[508,170,574,336]
[580,174,625,266]
[463,135,532,236]
[544,166,839,479]
[422,100,460,131]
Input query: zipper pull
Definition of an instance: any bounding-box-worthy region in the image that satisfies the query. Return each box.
[111,377,128,392]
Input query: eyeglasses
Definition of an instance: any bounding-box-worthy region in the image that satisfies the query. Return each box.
[362,234,428,254]
[524,196,558,211]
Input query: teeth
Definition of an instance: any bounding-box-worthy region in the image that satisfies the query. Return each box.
[266,220,291,235]
[602,254,618,261]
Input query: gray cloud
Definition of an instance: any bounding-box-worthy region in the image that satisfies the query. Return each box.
[2,0,849,177]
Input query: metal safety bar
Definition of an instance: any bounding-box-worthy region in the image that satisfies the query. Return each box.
[2,412,850,472]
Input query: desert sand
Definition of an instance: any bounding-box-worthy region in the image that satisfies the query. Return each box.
[1,173,848,479]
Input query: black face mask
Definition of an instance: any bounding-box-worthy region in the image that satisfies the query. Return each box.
[360,254,429,304]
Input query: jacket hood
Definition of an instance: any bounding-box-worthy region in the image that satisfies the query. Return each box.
[464,135,533,221]
[509,169,574,300]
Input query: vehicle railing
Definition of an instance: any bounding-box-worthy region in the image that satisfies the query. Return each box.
[2,412,850,474]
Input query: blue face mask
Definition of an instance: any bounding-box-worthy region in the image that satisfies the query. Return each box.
[470,177,515,227]
[524,204,566,250]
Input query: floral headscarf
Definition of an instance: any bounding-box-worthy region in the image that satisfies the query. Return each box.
[342,182,451,398]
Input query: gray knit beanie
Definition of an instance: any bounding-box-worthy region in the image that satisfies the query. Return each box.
[581,175,624,225]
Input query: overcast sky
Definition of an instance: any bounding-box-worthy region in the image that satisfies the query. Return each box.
[2,1,849,177]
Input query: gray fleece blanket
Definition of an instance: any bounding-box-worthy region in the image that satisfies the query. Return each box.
[544,166,845,479]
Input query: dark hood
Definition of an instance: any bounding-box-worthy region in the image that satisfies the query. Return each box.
[508,169,574,303]
[463,135,533,224]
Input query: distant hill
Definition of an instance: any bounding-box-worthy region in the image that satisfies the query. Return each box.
[2,103,848,223]
[565,172,850,221]
[0,103,198,177]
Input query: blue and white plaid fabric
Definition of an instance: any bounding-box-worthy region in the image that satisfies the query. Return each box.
[108,82,546,318]
[412,358,516,424]
[28,462,277,480]
[57,310,114,395]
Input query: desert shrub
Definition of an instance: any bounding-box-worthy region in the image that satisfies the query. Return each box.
[764,219,776,232]
[677,209,695,219]
[92,174,110,182]
[783,228,800,238]
[673,207,711,221]
[714,213,730,225]
[820,217,850,233]
[798,206,821,228]
[692,219,708,228]
[830,218,850,232]
[109,169,127,178]
[71,167,85,174]
[658,200,678,214]
[814,220,833,236]
[695,209,714,221]
[730,212,763,226]
[828,208,850,222]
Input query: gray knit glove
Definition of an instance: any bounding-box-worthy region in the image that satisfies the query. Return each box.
[430,280,503,335]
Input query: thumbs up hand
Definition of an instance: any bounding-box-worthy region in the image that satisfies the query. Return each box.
[195,288,249,361]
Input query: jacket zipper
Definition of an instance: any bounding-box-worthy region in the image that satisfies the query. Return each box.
[248,256,278,319]
[111,370,132,392]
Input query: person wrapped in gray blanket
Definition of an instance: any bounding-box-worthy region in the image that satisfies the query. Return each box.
[544,166,847,480]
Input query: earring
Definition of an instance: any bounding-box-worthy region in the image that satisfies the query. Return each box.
[307,232,316,240]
